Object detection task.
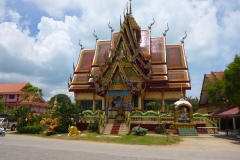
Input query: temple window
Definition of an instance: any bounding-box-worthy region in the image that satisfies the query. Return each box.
[95,100,102,110]
[144,100,155,110]
[9,95,15,99]
[80,100,93,110]
[133,95,138,108]
[165,100,176,105]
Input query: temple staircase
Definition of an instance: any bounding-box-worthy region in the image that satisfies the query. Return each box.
[103,123,127,135]
[178,128,198,136]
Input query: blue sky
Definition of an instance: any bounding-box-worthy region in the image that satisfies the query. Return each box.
[0,0,240,101]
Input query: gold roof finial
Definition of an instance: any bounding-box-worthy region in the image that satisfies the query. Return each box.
[93,30,99,41]
[148,18,155,30]
[108,22,114,32]
[181,31,187,44]
[78,39,84,50]
[120,15,122,27]
[180,83,184,100]
[163,23,169,37]
[129,0,132,14]
[73,62,75,71]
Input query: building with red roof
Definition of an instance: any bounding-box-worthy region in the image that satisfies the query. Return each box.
[197,71,224,114]
[68,2,191,124]
[0,82,48,113]
[197,71,240,130]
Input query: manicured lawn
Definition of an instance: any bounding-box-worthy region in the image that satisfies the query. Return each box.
[12,131,181,145]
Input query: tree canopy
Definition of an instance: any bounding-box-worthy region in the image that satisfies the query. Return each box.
[222,54,240,108]
[206,54,240,109]
[206,78,225,108]
[22,83,43,102]
[48,94,72,106]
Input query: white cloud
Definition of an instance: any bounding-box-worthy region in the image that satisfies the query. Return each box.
[1,0,240,100]
[222,11,240,39]
[6,10,21,24]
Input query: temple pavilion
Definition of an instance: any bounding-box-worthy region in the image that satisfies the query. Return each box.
[68,1,191,123]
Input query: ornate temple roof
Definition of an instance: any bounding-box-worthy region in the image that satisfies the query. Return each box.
[69,1,191,95]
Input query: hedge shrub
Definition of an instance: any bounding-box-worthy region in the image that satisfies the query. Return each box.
[131,125,148,136]
[17,125,42,134]
[155,124,165,134]
[54,124,69,133]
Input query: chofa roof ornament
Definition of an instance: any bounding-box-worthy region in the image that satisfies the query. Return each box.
[93,30,99,41]
[148,18,155,30]
[181,31,187,44]
[163,23,169,37]
[78,39,84,50]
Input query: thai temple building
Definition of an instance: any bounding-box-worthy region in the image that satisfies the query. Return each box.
[68,1,191,125]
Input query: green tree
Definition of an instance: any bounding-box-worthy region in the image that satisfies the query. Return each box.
[186,97,199,112]
[48,94,72,105]
[223,54,240,108]
[206,77,225,108]
[0,96,6,113]
[22,83,43,102]
[15,105,32,128]
[146,100,162,111]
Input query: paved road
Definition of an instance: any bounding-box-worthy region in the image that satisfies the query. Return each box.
[0,133,239,160]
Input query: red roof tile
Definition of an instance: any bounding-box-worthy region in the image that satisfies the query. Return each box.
[212,71,224,80]
[209,106,240,117]
[0,82,29,93]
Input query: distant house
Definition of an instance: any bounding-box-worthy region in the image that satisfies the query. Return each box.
[0,82,48,113]
[197,72,240,130]
[197,71,224,114]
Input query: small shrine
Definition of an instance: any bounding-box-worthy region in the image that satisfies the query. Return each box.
[173,92,195,129]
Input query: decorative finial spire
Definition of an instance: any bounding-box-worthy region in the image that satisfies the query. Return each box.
[73,62,75,71]
[163,23,169,37]
[120,15,122,27]
[126,2,128,14]
[70,74,72,82]
[180,83,184,100]
[78,39,84,50]
[129,0,132,14]
[108,22,114,32]
[148,18,155,30]
[181,31,187,44]
[93,30,99,41]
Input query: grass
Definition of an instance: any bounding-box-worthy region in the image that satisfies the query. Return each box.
[13,131,181,146]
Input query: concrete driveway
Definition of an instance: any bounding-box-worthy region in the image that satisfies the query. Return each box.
[0,132,239,160]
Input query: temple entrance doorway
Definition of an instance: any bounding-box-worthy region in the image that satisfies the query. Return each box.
[113,96,127,123]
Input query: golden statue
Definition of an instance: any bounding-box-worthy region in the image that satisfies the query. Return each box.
[68,126,81,136]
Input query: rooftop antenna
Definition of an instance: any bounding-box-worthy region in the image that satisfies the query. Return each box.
[129,0,132,14]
